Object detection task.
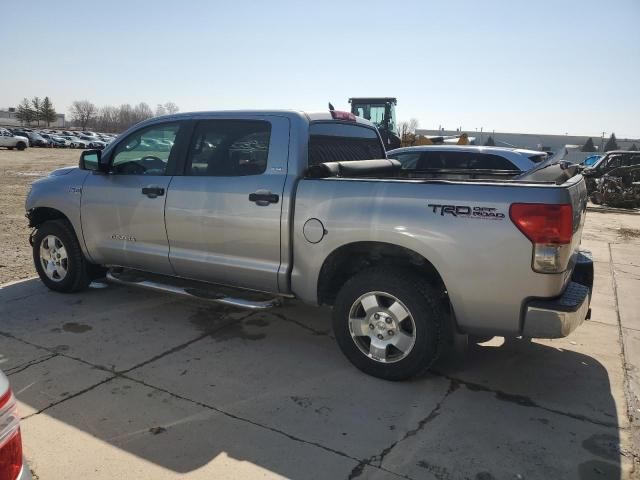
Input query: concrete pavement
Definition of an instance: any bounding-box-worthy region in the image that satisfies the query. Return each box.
[1,210,639,479]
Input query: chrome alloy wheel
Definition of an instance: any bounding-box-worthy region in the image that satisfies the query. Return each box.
[348,291,417,363]
[39,235,68,282]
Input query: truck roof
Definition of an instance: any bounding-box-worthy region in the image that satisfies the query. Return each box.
[143,110,375,127]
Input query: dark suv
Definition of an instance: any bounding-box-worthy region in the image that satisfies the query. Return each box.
[582,150,640,193]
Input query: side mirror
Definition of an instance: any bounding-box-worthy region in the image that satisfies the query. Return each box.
[79,149,109,173]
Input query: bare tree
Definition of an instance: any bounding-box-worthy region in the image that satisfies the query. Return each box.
[133,102,153,123]
[156,104,167,117]
[397,118,419,146]
[70,100,97,130]
[164,102,179,115]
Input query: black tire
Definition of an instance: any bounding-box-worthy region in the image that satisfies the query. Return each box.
[32,220,92,293]
[332,267,449,381]
[16,142,26,151]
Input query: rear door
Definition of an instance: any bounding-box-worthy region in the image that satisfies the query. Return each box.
[164,116,289,293]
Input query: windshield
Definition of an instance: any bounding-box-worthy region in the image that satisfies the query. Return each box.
[353,104,384,127]
[583,155,602,166]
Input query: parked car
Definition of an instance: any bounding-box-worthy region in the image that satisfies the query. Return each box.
[24,132,50,147]
[59,136,89,149]
[582,151,640,195]
[0,128,29,150]
[0,370,31,480]
[589,165,640,208]
[40,134,70,148]
[387,145,547,179]
[25,110,592,380]
[77,135,106,149]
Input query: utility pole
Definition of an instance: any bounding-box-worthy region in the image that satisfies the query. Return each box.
[601,131,606,152]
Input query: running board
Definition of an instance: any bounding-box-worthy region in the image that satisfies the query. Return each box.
[105,270,283,310]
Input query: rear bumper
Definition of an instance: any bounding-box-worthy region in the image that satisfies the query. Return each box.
[522,250,593,338]
[18,461,33,480]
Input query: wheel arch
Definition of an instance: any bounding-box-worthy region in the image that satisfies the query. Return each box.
[27,206,70,229]
[317,241,450,310]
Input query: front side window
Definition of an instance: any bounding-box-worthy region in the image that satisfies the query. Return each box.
[308,122,384,166]
[112,123,179,175]
[187,120,271,176]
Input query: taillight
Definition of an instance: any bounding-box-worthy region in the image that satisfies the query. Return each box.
[510,203,574,273]
[0,389,22,480]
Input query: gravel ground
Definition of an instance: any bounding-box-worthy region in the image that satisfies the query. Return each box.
[0,147,79,284]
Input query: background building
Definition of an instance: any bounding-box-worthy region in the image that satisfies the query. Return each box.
[0,107,66,128]
[416,128,639,152]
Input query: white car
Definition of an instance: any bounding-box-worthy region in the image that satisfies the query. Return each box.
[387,145,548,174]
[0,128,29,151]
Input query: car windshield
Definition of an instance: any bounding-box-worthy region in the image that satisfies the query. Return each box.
[583,155,602,166]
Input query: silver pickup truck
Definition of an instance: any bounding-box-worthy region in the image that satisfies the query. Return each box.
[25,110,593,380]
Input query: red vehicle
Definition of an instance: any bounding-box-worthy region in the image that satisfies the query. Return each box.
[0,371,30,480]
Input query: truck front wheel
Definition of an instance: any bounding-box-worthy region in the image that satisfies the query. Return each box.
[332,267,448,381]
[32,220,93,293]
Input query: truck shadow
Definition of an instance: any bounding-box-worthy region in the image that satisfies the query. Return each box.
[0,280,624,479]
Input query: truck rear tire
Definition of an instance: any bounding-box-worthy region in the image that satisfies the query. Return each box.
[16,142,26,151]
[32,220,92,293]
[332,267,448,381]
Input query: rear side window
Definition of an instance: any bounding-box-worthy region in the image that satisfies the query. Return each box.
[187,120,271,176]
[472,154,519,170]
[403,151,519,170]
[308,122,384,166]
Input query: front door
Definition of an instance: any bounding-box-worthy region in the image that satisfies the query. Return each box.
[164,116,289,293]
[81,122,182,274]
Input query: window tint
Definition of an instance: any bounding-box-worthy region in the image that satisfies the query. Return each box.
[623,154,640,167]
[309,122,384,166]
[187,120,271,176]
[391,152,421,169]
[404,151,519,170]
[607,156,622,168]
[471,154,519,170]
[112,123,178,175]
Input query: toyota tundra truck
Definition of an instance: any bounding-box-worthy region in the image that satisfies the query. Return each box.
[25,110,593,380]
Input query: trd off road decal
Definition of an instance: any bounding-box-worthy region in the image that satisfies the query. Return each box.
[428,204,505,219]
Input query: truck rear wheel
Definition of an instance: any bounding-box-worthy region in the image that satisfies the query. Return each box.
[32,220,92,293]
[16,142,26,151]
[332,267,448,381]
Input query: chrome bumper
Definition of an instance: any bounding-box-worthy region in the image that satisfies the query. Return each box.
[522,250,593,339]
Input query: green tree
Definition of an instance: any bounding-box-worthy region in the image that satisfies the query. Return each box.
[484,136,495,146]
[15,98,35,125]
[629,144,638,151]
[40,97,57,126]
[604,133,619,152]
[581,137,595,152]
[31,97,42,126]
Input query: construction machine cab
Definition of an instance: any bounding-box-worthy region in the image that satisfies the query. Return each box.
[349,97,401,150]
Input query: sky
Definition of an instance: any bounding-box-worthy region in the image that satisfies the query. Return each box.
[2,0,639,138]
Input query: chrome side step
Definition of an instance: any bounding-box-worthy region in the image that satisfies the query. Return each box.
[105,270,283,310]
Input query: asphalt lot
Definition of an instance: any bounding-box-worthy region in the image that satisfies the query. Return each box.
[1,150,640,479]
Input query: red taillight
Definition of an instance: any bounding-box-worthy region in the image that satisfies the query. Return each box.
[0,389,22,480]
[509,203,573,245]
[330,110,356,121]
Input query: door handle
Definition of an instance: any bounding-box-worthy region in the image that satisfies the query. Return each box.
[249,190,279,206]
[142,186,165,198]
